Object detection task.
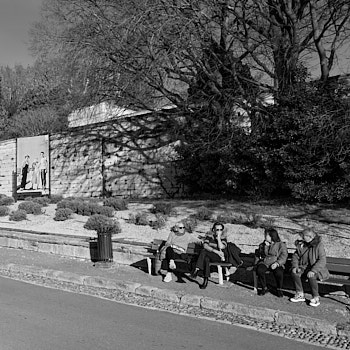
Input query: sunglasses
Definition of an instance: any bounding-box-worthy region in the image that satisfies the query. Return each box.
[215,228,223,231]
[178,226,185,229]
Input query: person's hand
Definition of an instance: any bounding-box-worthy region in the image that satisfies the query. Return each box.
[292,267,299,274]
[271,262,278,270]
[217,250,225,261]
[307,271,315,278]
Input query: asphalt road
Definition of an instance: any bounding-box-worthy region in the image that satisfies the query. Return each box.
[0,277,324,350]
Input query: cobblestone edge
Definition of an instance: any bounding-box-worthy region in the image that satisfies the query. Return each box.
[0,263,349,349]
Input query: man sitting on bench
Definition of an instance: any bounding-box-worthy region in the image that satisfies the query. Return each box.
[191,222,242,289]
[161,222,200,283]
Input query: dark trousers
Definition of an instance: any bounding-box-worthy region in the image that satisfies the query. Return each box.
[256,264,284,290]
[40,170,47,188]
[20,168,28,189]
[165,246,188,271]
[224,242,242,267]
[291,270,319,297]
[195,250,222,278]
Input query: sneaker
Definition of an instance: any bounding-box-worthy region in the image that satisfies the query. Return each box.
[225,266,237,276]
[169,259,176,270]
[290,293,306,302]
[163,272,172,283]
[309,297,320,307]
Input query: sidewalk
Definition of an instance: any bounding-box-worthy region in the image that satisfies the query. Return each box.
[0,246,349,340]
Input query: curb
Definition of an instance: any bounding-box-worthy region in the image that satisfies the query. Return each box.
[0,263,348,338]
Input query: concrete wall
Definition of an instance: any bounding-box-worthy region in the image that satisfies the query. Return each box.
[0,139,16,197]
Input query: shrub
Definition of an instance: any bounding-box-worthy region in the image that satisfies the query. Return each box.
[77,202,96,216]
[0,196,14,206]
[150,213,167,229]
[128,212,149,226]
[84,214,121,235]
[49,194,64,204]
[18,201,42,215]
[9,209,27,221]
[103,197,128,211]
[54,208,73,221]
[32,196,50,207]
[150,202,173,215]
[216,211,262,228]
[0,206,10,216]
[183,216,198,233]
[194,206,213,221]
[94,205,115,217]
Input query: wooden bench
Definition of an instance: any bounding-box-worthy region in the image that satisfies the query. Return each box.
[321,257,350,296]
[146,239,232,285]
[250,253,350,295]
[146,239,200,276]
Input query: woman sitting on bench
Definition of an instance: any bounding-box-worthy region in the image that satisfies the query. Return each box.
[161,222,200,283]
[191,222,242,290]
[255,227,288,297]
[290,228,329,307]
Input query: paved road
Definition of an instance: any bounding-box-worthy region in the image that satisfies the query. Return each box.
[0,277,323,350]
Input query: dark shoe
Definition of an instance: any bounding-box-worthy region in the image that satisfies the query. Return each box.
[277,289,284,298]
[259,287,268,296]
[199,277,208,289]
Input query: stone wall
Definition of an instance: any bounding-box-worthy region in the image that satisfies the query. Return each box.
[50,112,181,198]
[0,139,16,197]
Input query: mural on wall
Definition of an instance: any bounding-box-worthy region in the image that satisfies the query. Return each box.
[17,135,50,194]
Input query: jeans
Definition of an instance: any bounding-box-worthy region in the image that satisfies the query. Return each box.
[291,270,319,297]
[256,264,284,290]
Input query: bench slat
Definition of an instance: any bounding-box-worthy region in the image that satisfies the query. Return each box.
[327,257,350,266]
[326,264,350,274]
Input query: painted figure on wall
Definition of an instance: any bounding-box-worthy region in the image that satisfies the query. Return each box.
[39,151,48,190]
[31,158,40,190]
[19,155,30,190]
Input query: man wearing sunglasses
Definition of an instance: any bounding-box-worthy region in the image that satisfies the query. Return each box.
[161,222,201,283]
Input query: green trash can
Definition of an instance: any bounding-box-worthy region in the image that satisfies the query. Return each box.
[97,231,113,262]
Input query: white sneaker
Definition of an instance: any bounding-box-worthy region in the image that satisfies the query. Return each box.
[169,259,176,270]
[309,297,320,307]
[290,293,306,302]
[163,272,172,283]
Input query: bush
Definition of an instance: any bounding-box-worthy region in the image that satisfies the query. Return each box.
[9,209,27,221]
[54,208,73,221]
[18,201,43,215]
[150,202,173,215]
[128,212,149,226]
[103,197,128,211]
[94,205,115,217]
[32,196,50,207]
[84,214,121,235]
[150,213,167,229]
[0,196,14,206]
[182,216,198,233]
[194,206,213,221]
[49,194,64,204]
[57,199,78,211]
[0,206,10,216]
[216,211,262,228]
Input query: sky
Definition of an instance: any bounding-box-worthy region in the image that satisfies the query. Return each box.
[0,0,43,67]
[0,0,348,75]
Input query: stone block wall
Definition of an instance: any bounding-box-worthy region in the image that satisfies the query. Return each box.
[50,113,182,198]
[0,139,16,197]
